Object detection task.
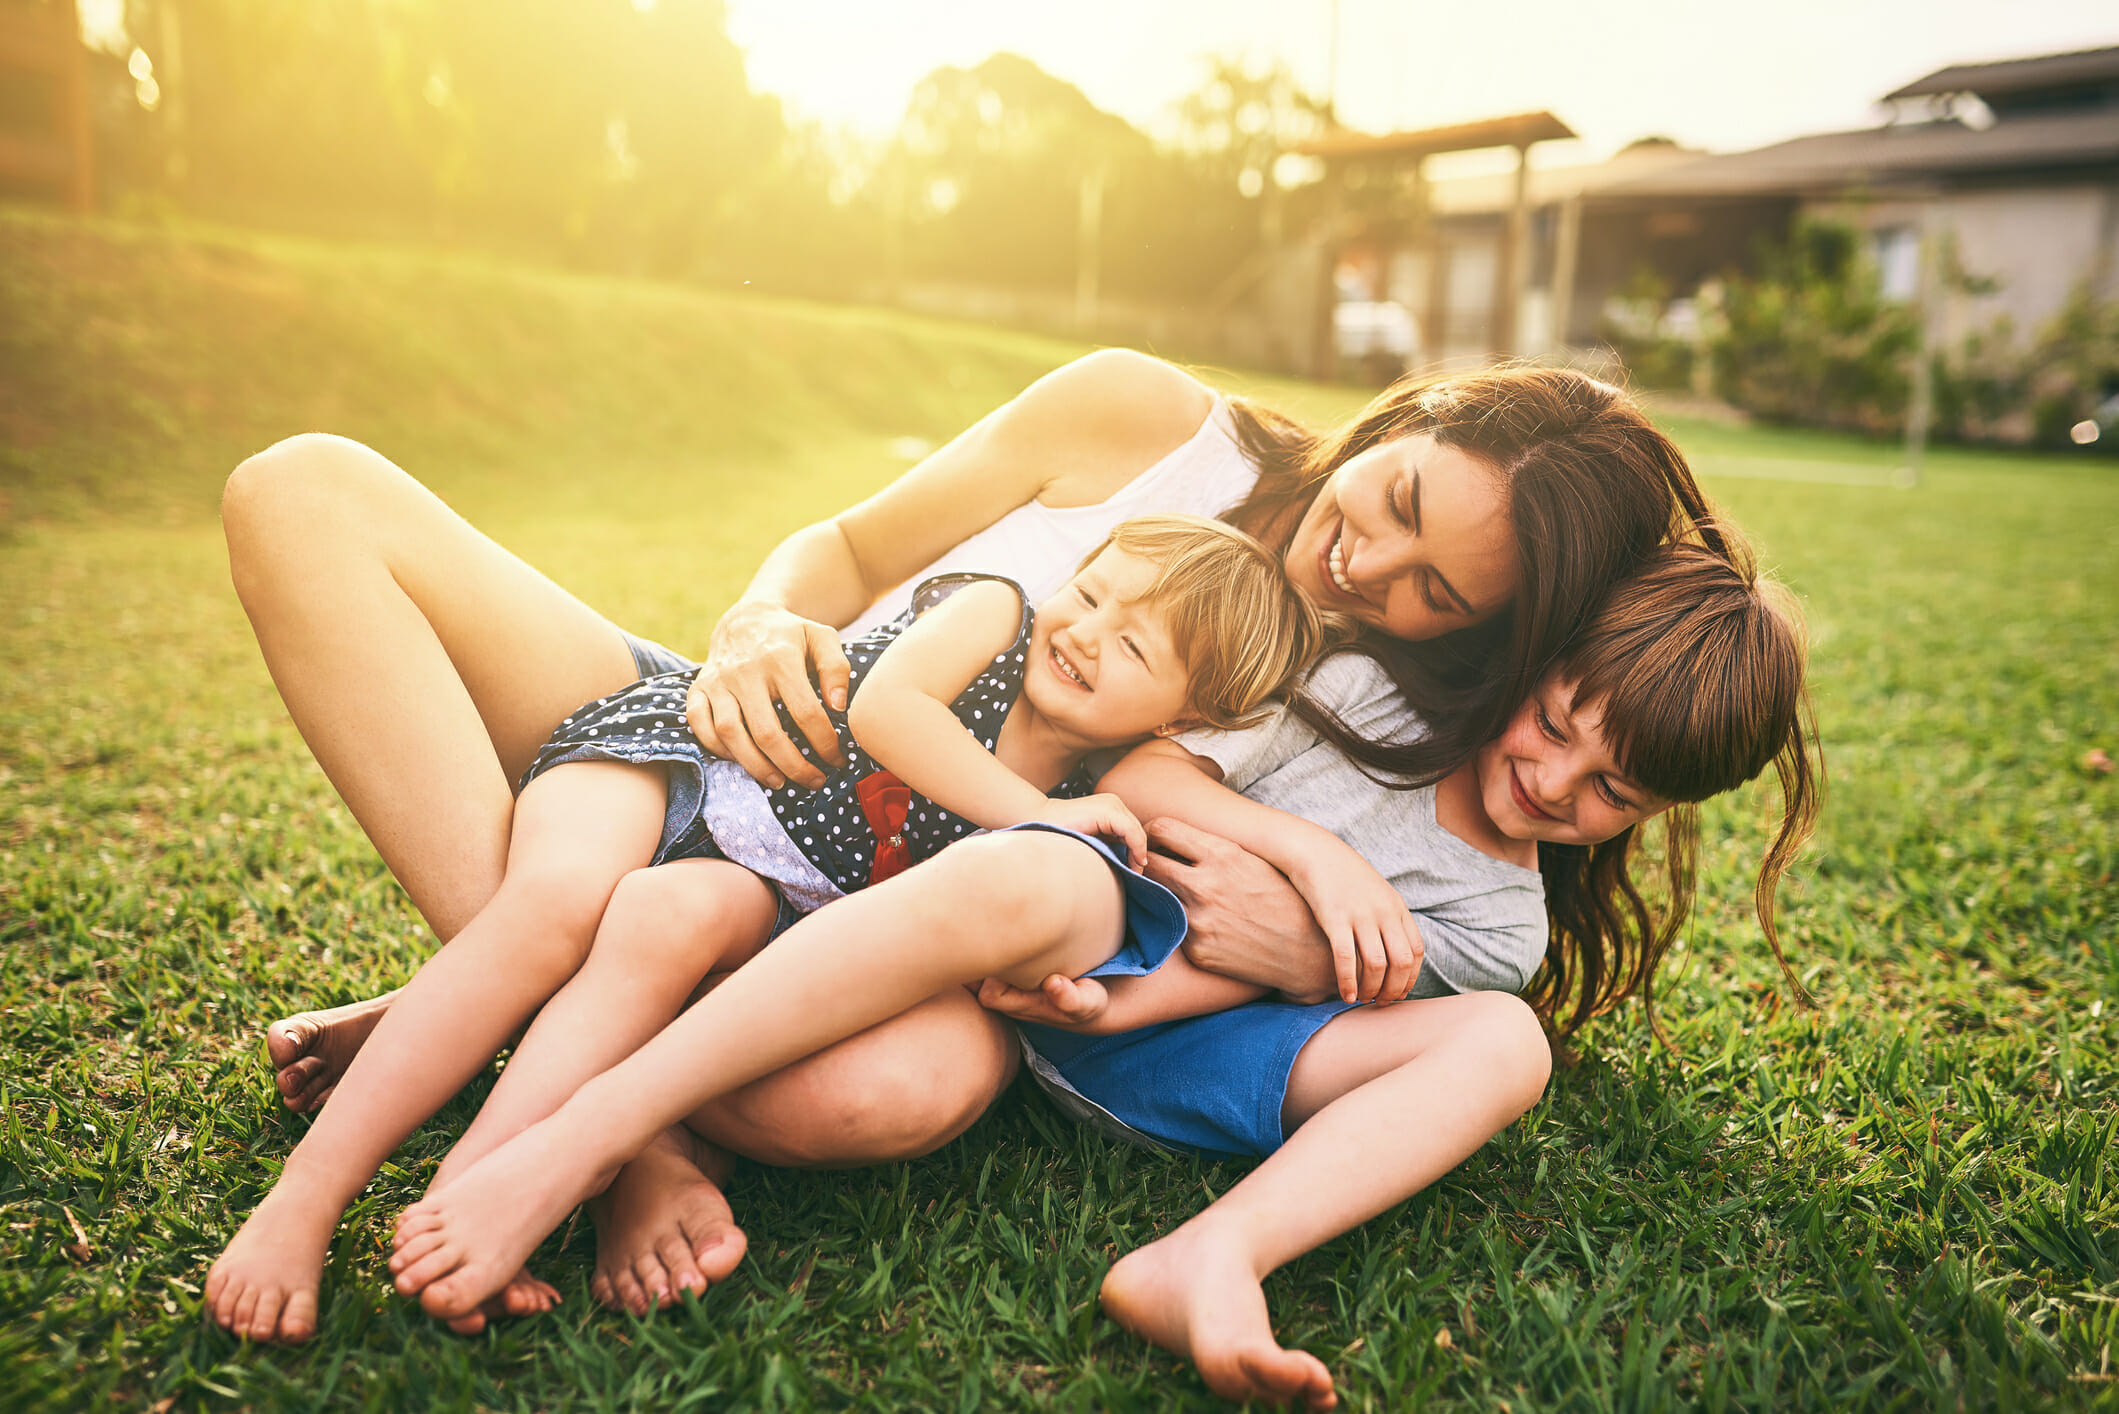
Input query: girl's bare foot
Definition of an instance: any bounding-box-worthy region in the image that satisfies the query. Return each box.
[589,1125,748,1314]
[203,1187,340,1343]
[267,990,398,1112]
[389,1118,612,1322]
[1100,1226,1338,1411]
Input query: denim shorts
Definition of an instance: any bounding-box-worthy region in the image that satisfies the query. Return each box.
[1017,999,1360,1160]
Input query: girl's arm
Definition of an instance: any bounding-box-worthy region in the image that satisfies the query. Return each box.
[848,581,1147,864]
[978,948,1268,1034]
[690,352,1216,789]
[1101,740,1422,1004]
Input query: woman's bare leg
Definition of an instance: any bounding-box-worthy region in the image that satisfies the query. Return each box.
[588,987,1018,1315]
[1100,992,1553,1411]
[202,762,666,1343]
[221,433,643,1103]
[387,831,1124,1318]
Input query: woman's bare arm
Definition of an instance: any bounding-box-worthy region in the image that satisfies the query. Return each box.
[1140,818,1341,1005]
[689,350,1216,788]
[1101,743,1424,1003]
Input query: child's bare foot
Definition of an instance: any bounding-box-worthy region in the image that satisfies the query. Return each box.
[589,1125,748,1314]
[267,990,398,1112]
[203,1187,339,1343]
[389,1118,613,1322]
[1101,1226,1337,1410]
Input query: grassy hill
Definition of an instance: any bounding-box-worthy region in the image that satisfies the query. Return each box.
[3,213,2116,1412]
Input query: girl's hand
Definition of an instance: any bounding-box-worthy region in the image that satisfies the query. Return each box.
[1289,852,1423,1004]
[1035,793,1148,870]
[976,974,1113,1031]
[689,601,852,790]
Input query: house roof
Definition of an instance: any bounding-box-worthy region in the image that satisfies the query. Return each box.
[1884,44,2119,102]
[1581,105,2119,201]
[1291,111,1576,163]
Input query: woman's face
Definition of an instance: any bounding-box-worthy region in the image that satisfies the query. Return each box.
[1281,433,1519,641]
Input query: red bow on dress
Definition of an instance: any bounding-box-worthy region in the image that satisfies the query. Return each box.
[854,770,912,885]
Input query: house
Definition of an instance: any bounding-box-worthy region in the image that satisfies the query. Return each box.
[1552,43,2119,357]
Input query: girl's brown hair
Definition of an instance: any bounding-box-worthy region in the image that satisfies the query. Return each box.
[1079,513,1341,732]
[1220,366,1723,789]
[1526,533,1823,1041]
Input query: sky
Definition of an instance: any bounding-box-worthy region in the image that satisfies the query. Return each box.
[726,0,2118,170]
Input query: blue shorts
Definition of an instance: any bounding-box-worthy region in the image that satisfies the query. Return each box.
[624,630,695,679]
[1017,998,1360,1160]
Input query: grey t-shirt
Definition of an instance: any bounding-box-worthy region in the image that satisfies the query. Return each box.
[1174,652,1548,997]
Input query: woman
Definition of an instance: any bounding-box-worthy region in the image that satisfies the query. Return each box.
[214,351,1711,1403]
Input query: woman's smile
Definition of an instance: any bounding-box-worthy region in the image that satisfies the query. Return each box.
[1282,433,1518,640]
[1323,525,1361,600]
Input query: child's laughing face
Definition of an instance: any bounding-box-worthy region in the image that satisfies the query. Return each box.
[1024,547,1196,747]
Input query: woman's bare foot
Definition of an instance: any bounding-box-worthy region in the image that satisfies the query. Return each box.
[203,1186,340,1343]
[435,1267,564,1336]
[1101,1225,1337,1411]
[388,1118,613,1322]
[588,1125,749,1314]
[267,990,399,1112]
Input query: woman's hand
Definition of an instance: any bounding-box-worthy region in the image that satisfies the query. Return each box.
[976,974,1112,1031]
[1286,852,1424,1005]
[1036,794,1148,871]
[1143,818,1345,1005]
[688,600,852,790]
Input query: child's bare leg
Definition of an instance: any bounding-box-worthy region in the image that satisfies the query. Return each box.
[1101,992,1553,1411]
[413,862,775,1332]
[410,860,777,1331]
[429,861,779,1194]
[202,762,665,1343]
[388,830,1123,1319]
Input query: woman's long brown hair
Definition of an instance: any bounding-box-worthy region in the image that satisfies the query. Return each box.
[1220,366,1722,789]
[1215,371,1816,1038]
[1525,535,1822,1042]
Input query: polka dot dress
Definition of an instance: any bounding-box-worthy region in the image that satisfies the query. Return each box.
[519,573,1094,900]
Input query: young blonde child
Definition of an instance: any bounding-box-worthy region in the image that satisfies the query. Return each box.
[205,513,1328,1336]
[382,533,1817,1343]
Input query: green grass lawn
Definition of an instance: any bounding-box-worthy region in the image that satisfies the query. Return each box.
[3,211,2116,1411]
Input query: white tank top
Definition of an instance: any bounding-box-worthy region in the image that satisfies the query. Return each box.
[846,398,1260,636]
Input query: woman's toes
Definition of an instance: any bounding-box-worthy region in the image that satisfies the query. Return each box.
[655,1236,708,1298]
[630,1255,676,1310]
[589,1272,614,1308]
[446,1310,489,1336]
[612,1269,649,1315]
[420,1272,484,1321]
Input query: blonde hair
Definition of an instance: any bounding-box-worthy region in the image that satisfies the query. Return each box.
[1075,513,1340,731]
